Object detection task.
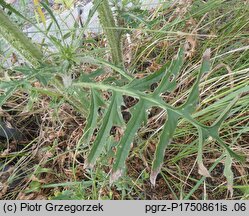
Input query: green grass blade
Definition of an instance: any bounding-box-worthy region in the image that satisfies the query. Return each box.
[211,95,240,130]
[40,1,64,44]
[184,155,224,200]
[207,95,246,162]
[0,86,17,107]
[94,58,133,81]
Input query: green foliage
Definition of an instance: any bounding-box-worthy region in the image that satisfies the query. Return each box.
[75,47,246,185]
[0,0,248,199]
[0,8,44,66]
[94,0,124,68]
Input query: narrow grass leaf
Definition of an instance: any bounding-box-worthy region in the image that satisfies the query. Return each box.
[208,95,246,162]
[40,1,64,42]
[33,0,46,26]
[0,82,18,106]
[210,95,240,131]
[184,155,224,200]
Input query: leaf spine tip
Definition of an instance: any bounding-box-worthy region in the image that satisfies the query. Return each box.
[84,160,94,169]
[150,167,161,186]
[203,48,211,61]
[110,169,123,184]
[198,162,212,178]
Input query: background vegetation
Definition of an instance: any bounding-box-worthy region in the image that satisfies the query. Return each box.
[0,0,248,200]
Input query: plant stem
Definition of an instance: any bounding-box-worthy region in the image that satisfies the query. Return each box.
[0,9,44,67]
[94,0,123,68]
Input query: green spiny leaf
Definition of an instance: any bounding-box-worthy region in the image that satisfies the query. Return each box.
[224,151,234,197]
[85,92,124,168]
[0,9,44,67]
[215,136,245,162]
[180,48,211,113]
[153,47,184,96]
[73,47,244,186]
[197,128,211,177]
[83,89,105,144]
[94,0,123,67]
[0,0,36,26]
[110,100,149,183]
[127,62,170,91]
[150,110,179,185]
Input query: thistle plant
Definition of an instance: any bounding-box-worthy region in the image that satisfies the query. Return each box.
[0,0,247,193]
[0,8,44,67]
[94,0,124,68]
[74,47,245,185]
